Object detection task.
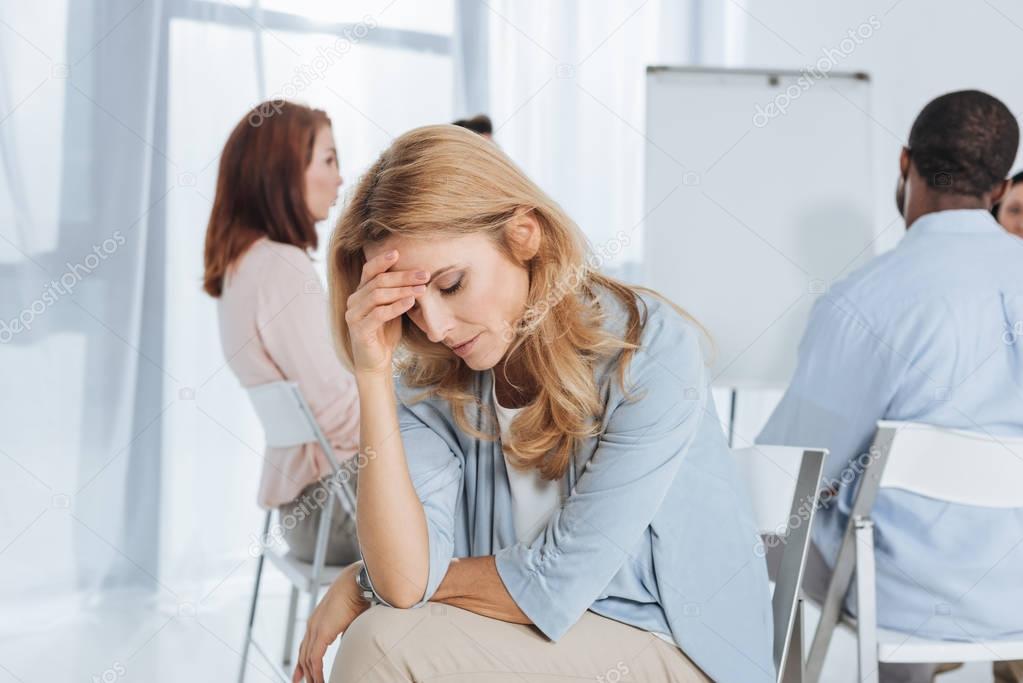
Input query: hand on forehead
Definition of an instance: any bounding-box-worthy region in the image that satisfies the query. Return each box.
[363,234,488,276]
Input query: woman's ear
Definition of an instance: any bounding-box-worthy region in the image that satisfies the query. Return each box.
[507,210,541,261]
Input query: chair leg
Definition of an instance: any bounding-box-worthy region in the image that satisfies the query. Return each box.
[854,517,879,683]
[806,428,895,683]
[780,598,805,683]
[305,489,334,624]
[238,511,272,683]
[805,527,856,682]
[282,585,300,667]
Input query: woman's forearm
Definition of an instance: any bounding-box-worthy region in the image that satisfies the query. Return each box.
[355,370,430,608]
[433,556,531,624]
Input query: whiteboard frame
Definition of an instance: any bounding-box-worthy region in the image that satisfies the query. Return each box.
[641,65,876,390]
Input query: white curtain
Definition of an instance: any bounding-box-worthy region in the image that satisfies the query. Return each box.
[479,1,774,441]
[483,0,744,281]
[159,0,456,608]
[0,0,166,625]
[0,0,457,633]
[1,0,741,621]
[0,0,766,649]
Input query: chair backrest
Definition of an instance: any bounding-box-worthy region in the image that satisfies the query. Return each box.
[732,445,827,682]
[246,381,321,449]
[246,381,355,519]
[876,421,1023,508]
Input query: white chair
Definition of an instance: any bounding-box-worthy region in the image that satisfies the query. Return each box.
[238,381,359,683]
[805,421,1023,683]
[732,445,828,683]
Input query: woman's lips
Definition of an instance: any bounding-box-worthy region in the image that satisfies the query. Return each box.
[452,332,481,357]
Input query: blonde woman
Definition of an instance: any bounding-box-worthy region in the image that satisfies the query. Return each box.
[293,126,773,683]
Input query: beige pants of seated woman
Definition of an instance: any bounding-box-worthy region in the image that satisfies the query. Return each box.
[329,603,711,682]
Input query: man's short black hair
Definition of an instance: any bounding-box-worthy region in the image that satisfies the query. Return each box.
[452,114,493,136]
[907,90,1019,197]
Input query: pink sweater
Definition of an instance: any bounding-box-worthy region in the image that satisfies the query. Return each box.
[217,237,360,508]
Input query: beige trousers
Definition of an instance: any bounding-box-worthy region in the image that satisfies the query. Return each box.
[329,603,711,682]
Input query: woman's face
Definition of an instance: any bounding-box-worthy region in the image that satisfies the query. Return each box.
[996,182,1023,238]
[362,220,539,372]
[304,125,343,222]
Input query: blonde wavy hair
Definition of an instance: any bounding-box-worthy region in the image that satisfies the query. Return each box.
[328,125,697,480]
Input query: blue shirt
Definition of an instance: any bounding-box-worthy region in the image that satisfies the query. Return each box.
[366,285,775,683]
[759,209,1023,639]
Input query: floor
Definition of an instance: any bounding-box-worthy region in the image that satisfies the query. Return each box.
[0,569,997,682]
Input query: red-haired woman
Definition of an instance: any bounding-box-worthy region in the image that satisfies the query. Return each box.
[204,100,360,565]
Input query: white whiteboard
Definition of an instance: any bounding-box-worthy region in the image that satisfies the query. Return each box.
[642,67,876,389]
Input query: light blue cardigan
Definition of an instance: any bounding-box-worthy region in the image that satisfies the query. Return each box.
[364,285,774,682]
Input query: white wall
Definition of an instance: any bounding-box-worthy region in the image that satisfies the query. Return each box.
[730,0,1022,255]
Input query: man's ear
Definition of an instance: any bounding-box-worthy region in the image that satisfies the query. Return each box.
[899,147,911,178]
[507,210,541,261]
[989,178,1011,207]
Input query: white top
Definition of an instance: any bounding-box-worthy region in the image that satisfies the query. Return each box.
[489,371,678,649]
[490,370,566,545]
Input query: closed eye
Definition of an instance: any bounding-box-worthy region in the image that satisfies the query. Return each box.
[407,276,463,313]
[440,279,463,295]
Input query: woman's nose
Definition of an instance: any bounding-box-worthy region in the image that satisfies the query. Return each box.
[419,301,454,344]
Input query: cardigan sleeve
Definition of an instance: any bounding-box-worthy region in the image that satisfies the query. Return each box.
[361,394,463,608]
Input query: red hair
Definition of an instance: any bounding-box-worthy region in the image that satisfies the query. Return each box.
[203,100,331,297]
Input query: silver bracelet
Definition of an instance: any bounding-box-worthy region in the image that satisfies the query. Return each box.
[355,564,377,605]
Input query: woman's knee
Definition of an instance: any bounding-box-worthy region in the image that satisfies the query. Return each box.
[329,605,419,683]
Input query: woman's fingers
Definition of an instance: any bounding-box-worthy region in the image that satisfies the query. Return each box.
[358,249,399,287]
[302,635,326,683]
[297,628,315,682]
[301,654,311,683]
[294,635,307,682]
[347,251,426,371]
[313,642,328,683]
[370,296,417,324]
[347,268,428,319]
[346,284,424,324]
[347,297,415,343]
[368,269,430,290]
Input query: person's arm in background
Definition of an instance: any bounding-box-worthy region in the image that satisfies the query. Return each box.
[757,291,945,486]
[256,247,360,457]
